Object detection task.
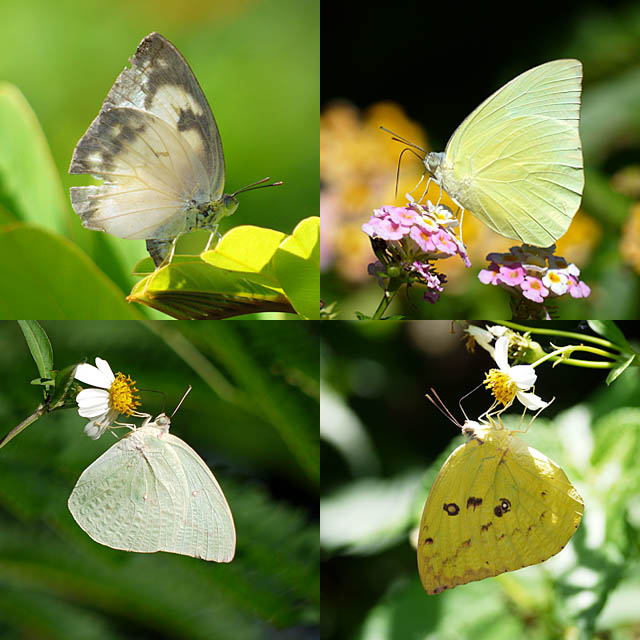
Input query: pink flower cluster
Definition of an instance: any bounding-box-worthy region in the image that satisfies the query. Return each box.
[478,245,591,303]
[362,202,470,303]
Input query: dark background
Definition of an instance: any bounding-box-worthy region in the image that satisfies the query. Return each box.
[322,0,635,158]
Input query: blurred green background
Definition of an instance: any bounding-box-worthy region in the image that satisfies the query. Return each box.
[0,0,318,317]
[0,320,319,639]
[320,1,640,319]
[321,321,640,639]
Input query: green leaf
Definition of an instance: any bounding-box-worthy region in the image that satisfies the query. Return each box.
[18,320,53,379]
[0,84,67,233]
[0,225,141,319]
[129,260,294,319]
[606,353,636,385]
[129,223,319,319]
[273,217,319,319]
[49,364,81,410]
[203,225,287,278]
[587,321,630,349]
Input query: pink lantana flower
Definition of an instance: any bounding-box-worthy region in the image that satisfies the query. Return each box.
[478,243,590,319]
[362,200,470,304]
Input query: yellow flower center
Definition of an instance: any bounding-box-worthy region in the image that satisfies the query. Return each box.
[483,368,516,406]
[109,372,141,415]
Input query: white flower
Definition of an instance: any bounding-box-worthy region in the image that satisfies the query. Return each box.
[542,269,570,295]
[484,337,548,410]
[466,325,495,353]
[74,357,140,439]
[466,324,509,354]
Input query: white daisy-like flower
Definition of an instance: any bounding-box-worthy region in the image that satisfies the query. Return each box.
[483,336,548,410]
[74,357,141,439]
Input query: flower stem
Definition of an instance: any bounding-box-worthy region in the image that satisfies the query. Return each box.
[499,321,622,351]
[372,288,398,319]
[531,344,620,369]
[0,405,47,449]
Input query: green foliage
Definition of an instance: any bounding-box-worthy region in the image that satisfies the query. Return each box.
[0,84,67,234]
[18,320,53,380]
[0,226,142,319]
[0,320,319,639]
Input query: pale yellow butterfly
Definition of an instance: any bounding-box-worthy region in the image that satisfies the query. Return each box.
[404,60,584,247]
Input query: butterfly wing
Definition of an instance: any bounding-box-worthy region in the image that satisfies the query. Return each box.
[417,428,583,594]
[162,432,236,562]
[70,107,208,239]
[68,426,236,562]
[441,59,583,246]
[69,32,225,240]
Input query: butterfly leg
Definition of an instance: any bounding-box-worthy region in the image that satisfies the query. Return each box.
[146,238,177,269]
[203,229,222,253]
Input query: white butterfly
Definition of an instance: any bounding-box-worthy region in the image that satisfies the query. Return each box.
[69,32,280,267]
[68,410,236,562]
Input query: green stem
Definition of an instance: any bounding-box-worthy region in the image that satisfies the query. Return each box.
[499,321,622,351]
[531,345,619,369]
[372,288,399,319]
[0,405,47,449]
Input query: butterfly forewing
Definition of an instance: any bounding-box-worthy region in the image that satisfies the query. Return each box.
[164,433,236,561]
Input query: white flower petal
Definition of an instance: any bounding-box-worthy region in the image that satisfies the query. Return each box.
[516,390,549,411]
[95,357,115,381]
[493,336,510,370]
[467,325,495,354]
[509,365,537,390]
[84,420,108,440]
[74,358,114,388]
[76,389,110,418]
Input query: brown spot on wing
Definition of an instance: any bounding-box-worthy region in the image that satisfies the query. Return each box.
[466,497,483,510]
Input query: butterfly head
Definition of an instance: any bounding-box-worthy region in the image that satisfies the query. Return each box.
[152,413,172,434]
[221,194,240,218]
[424,151,445,178]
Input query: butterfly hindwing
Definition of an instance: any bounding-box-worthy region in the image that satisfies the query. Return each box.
[68,422,236,562]
[70,107,207,239]
[417,423,583,595]
[432,59,583,246]
[69,33,229,265]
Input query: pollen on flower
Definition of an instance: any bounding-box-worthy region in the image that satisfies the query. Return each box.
[483,368,516,406]
[109,373,141,415]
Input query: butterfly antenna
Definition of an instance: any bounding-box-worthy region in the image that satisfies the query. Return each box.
[458,382,484,421]
[380,127,426,199]
[426,388,462,428]
[232,177,283,197]
[380,126,426,153]
[171,385,192,418]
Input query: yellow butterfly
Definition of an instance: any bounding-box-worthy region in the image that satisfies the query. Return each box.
[417,413,583,595]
